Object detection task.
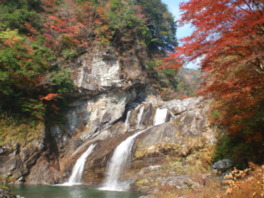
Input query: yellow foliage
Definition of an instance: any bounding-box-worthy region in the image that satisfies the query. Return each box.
[223,163,264,198]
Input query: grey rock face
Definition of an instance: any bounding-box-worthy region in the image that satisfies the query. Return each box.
[74,50,122,91]
[78,95,216,192]
[0,128,46,184]
[26,156,61,185]
[0,45,147,185]
[137,122,177,147]
[49,47,143,148]
[50,91,130,149]
[136,97,216,149]
[164,97,203,114]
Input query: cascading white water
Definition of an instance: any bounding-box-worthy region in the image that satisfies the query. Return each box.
[153,108,168,126]
[100,130,146,191]
[125,110,131,131]
[136,106,144,129]
[99,106,169,191]
[63,144,96,186]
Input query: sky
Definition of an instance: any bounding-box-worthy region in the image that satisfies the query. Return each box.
[161,0,200,69]
[161,0,193,39]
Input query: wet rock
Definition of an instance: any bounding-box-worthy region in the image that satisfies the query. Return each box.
[137,123,177,147]
[26,156,61,184]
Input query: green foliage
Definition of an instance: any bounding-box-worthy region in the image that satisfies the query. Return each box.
[176,80,193,96]
[213,134,232,162]
[161,68,178,89]
[146,59,162,70]
[21,99,45,118]
[212,110,220,119]
[55,0,64,5]
[214,128,264,169]
[0,0,42,34]
[212,98,264,168]
[49,69,74,93]
[162,68,177,77]
[136,0,178,54]
[99,0,178,54]
[0,184,8,191]
[0,29,74,119]
[104,0,152,48]
[62,49,78,60]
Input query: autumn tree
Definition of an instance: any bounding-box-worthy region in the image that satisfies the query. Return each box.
[167,0,264,166]
[0,0,74,119]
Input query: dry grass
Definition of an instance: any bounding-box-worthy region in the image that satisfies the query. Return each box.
[223,163,264,198]
[151,163,264,198]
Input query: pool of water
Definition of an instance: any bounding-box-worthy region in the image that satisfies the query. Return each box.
[10,185,142,198]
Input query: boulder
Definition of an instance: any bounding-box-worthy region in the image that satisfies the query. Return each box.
[212,159,232,172]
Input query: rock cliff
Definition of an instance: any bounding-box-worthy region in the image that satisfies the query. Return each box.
[0,45,147,184]
[0,45,216,195]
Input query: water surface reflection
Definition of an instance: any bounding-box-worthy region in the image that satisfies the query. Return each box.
[10,185,141,198]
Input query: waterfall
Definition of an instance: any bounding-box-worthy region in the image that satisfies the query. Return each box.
[153,108,168,126]
[100,130,146,191]
[63,144,96,186]
[136,106,144,129]
[125,110,131,131]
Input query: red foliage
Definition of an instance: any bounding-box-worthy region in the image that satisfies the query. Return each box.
[167,0,264,136]
[167,0,264,72]
[40,93,58,101]
[41,0,96,50]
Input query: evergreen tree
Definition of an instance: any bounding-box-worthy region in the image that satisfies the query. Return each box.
[136,0,178,55]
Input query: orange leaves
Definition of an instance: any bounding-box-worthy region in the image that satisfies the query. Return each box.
[46,15,82,36]
[171,0,264,138]
[42,0,97,50]
[40,93,58,102]
[3,38,17,47]
[48,15,60,21]
[171,0,264,73]
[222,164,264,198]
[1,30,22,47]
[40,94,61,114]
